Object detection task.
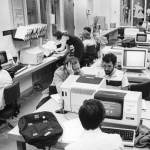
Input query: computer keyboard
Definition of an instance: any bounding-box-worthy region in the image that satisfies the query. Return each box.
[101,126,135,147]
[7,64,28,75]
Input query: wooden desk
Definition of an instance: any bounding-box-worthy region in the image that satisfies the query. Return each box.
[8,98,150,150]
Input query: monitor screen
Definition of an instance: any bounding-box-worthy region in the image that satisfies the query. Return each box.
[102,100,123,120]
[136,34,147,42]
[122,48,147,70]
[0,51,8,64]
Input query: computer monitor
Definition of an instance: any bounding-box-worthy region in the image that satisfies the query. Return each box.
[135,33,147,43]
[142,21,149,30]
[122,48,148,71]
[124,28,139,39]
[0,51,12,69]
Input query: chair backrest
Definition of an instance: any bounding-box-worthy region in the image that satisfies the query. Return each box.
[86,45,96,56]
[4,81,20,105]
[118,28,124,35]
[36,85,57,110]
[129,80,150,99]
[49,85,57,97]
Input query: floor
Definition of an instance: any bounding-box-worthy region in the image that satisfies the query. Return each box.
[0,76,56,150]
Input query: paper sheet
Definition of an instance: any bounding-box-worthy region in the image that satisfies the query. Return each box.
[61,118,84,143]
[50,94,61,104]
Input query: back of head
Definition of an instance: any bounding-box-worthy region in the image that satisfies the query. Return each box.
[53,30,63,40]
[63,56,79,66]
[79,99,106,130]
[81,31,91,40]
[83,27,91,33]
[102,53,117,65]
[138,21,143,26]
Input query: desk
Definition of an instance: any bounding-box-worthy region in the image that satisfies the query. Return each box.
[13,54,66,95]
[82,59,150,83]
[8,98,150,150]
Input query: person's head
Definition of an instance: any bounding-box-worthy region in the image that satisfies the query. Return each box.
[53,30,63,41]
[81,31,91,40]
[102,53,117,75]
[64,56,81,75]
[83,27,91,33]
[79,99,106,130]
[138,21,143,26]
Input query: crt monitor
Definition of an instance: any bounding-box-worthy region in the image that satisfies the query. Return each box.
[0,51,12,70]
[122,48,147,70]
[124,28,139,39]
[135,33,147,43]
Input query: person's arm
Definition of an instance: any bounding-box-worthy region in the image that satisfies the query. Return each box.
[56,36,69,52]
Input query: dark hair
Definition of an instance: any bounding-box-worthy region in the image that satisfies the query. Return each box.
[102,53,117,65]
[79,99,106,130]
[0,60,2,70]
[81,31,91,40]
[83,27,91,33]
[63,56,79,66]
[138,21,143,26]
[53,30,63,40]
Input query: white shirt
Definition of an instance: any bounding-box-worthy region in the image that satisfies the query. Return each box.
[0,69,13,110]
[65,128,124,150]
[96,68,129,90]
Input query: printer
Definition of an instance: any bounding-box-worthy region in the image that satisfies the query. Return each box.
[60,75,106,112]
[93,88,142,146]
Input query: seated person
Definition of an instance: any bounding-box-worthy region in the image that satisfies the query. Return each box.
[96,53,129,90]
[53,30,84,61]
[136,21,146,33]
[0,60,13,110]
[81,31,96,53]
[65,99,124,150]
[52,56,84,93]
[83,27,92,34]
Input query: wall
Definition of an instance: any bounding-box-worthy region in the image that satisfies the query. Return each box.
[0,0,32,58]
[93,0,120,29]
[74,0,88,36]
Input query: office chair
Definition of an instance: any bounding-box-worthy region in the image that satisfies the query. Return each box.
[0,81,20,129]
[117,28,124,42]
[129,80,150,99]
[36,85,57,109]
[81,45,98,67]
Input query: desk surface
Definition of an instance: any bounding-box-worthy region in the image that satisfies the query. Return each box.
[8,98,150,150]
[13,53,66,81]
[81,59,150,83]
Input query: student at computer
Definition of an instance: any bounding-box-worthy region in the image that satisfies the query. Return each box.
[53,30,84,61]
[136,21,146,33]
[96,53,129,90]
[65,99,124,150]
[52,56,84,93]
[0,60,13,110]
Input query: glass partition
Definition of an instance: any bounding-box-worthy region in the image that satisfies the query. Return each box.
[120,0,132,26]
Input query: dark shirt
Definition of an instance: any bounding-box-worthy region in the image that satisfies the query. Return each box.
[136,26,146,33]
[65,34,84,61]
